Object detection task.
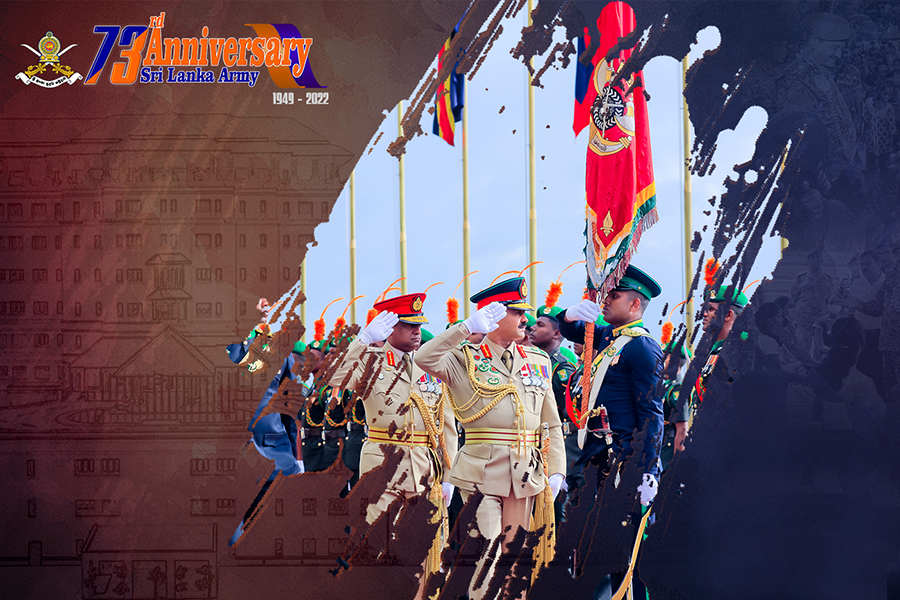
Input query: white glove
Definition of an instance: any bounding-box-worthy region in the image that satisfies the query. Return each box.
[298,460,305,474]
[565,299,601,323]
[548,473,566,500]
[463,302,506,334]
[441,482,455,507]
[358,311,399,345]
[637,473,658,506]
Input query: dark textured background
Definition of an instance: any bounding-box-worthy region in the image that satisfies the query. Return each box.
[1,1,898,598]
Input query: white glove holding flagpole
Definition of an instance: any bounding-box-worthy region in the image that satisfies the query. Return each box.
[463,302,506,334]
[565,299,601,323]
[358,311,399,345]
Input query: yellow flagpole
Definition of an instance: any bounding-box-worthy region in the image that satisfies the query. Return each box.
[398,102,408,294]
[349,171,357,324]
[527,0,537,309]
[462,83,471,317]
[682,57,694,342]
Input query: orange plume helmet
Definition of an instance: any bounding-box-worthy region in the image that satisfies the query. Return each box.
[332,316,346,335]
[661,321,674,345]
[661,299,689,346]
[314,319,326,341]
[545,260,585,309]
[333,296,364,335]
[446,298,459,325]
[376,278,406,303]
[366,308,378,325]
[516,261,543,277]
[743,279,761,295]
[315,297,344,341]
[704,258,720,287]
[448,271,478,325]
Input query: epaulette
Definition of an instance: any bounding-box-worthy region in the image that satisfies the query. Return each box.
[522,345,549,358]
[620,326,662,348]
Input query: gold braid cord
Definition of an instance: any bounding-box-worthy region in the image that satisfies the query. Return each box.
[444,346,527,454]
[578,327,654,427]
[408,388,450,580]
[580,323,595,424]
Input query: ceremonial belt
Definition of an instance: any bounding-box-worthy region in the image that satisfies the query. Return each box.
[464,427,539,448]
[367,426,430,447]
[301,426,347,441]
[579,334,635,450]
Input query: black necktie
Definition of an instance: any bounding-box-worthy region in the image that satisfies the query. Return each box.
[501,350,513,372]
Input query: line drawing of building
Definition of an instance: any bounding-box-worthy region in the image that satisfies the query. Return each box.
[0,112,416,598]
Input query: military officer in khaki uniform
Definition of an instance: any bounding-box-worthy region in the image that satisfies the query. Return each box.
[415,277,566,600]
[329,292,458,524]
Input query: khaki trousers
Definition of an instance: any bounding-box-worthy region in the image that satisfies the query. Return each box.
[460,489,535,600]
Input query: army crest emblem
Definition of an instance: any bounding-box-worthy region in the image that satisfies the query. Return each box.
[588,58,636,158]
[16,32,82,87]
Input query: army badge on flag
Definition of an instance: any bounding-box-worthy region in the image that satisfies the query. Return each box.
[583,2,657,294]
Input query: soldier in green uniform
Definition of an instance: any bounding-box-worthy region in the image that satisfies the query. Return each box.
[659,341,691,472]
[299,338,346,472]
[558,345,578,366]
[673,285,748,452]
[530,305,579,519]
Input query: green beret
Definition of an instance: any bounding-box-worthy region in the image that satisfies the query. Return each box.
[292,340,307,354]
[663,341,693,360]
[537,305,565,321]
[706,284,748,309]
[524,312,537,328]
[613,265,662,300]
[309,339,330,353]
[559,346,578,365]
[420,328,434,343]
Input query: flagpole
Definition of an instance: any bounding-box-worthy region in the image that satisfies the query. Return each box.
[398,102,408,294]
[682,57,694,342]
[300,257,307,341]
[527,0,537,309]
[349,171,357,324]
[462,84,471,318]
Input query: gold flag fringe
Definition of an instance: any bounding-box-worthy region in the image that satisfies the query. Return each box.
[531,422,556,583]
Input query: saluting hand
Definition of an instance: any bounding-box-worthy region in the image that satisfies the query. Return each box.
[565,299,601,323]
[359,311,399,345]
[463,302,506,334]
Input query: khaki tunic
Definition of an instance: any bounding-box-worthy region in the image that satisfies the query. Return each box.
[414,324,565,499]
[329,339,457,495]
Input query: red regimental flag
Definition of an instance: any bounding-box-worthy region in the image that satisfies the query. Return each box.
[584,1,657,293]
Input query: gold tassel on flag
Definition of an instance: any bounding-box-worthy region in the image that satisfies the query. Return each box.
[531,422,556,583]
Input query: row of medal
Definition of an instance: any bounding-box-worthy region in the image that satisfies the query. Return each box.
[519,363,550,390]
[417,373,441,394]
